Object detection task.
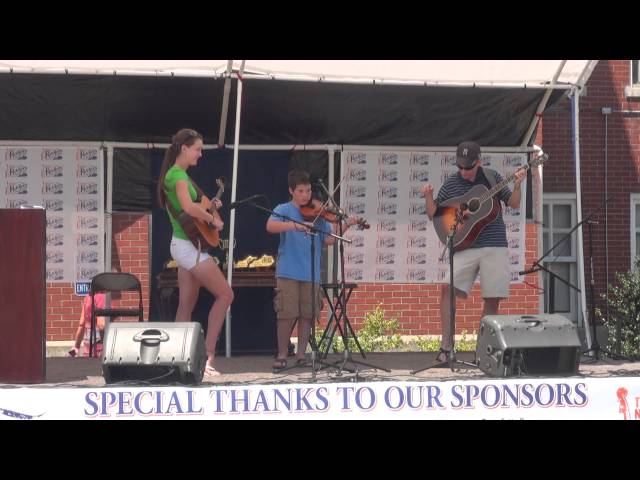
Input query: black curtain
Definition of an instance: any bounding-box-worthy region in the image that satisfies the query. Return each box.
[135,148,327,353]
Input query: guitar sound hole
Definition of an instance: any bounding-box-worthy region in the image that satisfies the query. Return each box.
[468,198,480,213]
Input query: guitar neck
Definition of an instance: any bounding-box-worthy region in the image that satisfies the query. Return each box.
[203,185,225,215]
[479,164,529,202]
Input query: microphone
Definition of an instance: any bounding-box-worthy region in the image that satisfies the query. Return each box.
[227,194,262,210]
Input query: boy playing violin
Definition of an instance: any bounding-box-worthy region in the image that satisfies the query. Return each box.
[266,169,359,372]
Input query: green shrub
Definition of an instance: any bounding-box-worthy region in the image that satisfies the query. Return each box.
[316,304,404,353]
[413,330,477,352]
[597,256,640,359]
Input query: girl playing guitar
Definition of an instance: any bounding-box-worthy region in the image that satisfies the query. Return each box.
[157,128,234,379]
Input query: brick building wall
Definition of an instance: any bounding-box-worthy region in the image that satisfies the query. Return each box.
[47,217,539,342]
[540,60,640,310]
[45,213,150,341]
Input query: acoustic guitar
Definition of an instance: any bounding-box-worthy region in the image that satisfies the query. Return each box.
[433,154,548,252]
[178,177,226,248]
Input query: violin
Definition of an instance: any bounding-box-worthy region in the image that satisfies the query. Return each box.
[299,198,370,230]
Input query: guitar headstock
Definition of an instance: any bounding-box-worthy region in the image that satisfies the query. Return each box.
[529,152,549,169]
[215,177,227,194]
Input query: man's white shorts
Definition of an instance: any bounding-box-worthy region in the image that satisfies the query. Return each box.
[441,246,510,299]
[170,236,212,271]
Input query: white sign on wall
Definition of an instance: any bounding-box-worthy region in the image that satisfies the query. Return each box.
[340,150,527,284]
[0,146,105,284]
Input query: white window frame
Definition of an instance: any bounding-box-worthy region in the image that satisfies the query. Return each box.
[542,193,579,323]
[629,193,640,269]
[625,60,640,98]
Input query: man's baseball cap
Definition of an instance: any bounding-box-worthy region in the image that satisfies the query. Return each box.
[456,141,481,167]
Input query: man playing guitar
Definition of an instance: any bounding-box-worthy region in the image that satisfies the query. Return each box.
[421,141,526,362]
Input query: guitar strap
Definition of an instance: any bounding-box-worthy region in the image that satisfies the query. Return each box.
[481,167,505,215]
[187,175,206,201]
[481,167,498,189]
[163,179,206,253]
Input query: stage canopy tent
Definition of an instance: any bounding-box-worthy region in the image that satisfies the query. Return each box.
[0,60,593,86]
[0,60,599,352]
[0,60,596,147]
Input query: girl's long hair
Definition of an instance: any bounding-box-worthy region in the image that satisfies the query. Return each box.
[157,128,203,208]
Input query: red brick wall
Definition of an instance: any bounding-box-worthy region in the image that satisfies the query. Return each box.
[323,221,540,336]
[540,60,640,307]
[48,215,538,341]
[45,213,150,341]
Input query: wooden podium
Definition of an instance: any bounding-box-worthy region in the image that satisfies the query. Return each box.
[0,209,46,383]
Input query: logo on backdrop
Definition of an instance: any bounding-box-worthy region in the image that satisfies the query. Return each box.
[42,165,63,177]
[6,182,28,195]
[42,148,64,161]
[5,149,28,161]
[76,149,99,161]
[6,164,28,177]
[77,165,98,177]
[410,153,430,166]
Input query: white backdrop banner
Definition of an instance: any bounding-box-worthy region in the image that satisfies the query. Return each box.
[0,146,105,284]
[340,150,527,284]
[0,377,638,420]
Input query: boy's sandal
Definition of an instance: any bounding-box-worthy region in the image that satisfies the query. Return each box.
[294,358,309,367]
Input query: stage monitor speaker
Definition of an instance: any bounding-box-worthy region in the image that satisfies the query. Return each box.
[102,322,206,384]
[476,314,581,377]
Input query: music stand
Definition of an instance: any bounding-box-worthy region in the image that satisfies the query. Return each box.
[315,181,390,375]
[412,205,478,374]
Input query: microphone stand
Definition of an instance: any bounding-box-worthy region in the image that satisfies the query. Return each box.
[519,202,625,362]
[238,197,351,381]
[412,204,478,374]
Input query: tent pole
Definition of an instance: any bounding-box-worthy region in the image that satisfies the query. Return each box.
[572,88,592,348]
[217,60,233,147]
[520,61,566,149]
[535,159,545,314]
[327,147,335,283]
[225,61,245,358]
[105,146,113,274]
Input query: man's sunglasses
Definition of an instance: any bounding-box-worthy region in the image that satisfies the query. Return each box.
[457,162,478,171]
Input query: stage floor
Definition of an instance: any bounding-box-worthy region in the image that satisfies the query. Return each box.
[37,352,640,387]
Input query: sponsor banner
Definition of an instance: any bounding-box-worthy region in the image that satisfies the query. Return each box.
[1,377,639,420]
[0,146,104,284]
[341,151,527,283]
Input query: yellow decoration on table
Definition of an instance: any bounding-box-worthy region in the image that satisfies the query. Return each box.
[251,254,275,268]
[234,255,258,269]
